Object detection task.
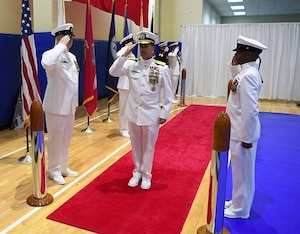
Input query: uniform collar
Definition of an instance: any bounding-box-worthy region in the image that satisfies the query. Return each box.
[241,61,259,69]
[140,57,154,68]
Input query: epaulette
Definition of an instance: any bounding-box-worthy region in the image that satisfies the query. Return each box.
[129,57,140,62]
[154,60,166,66]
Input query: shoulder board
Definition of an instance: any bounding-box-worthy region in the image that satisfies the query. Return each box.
[129,57,140,61]
[154,60,166,66]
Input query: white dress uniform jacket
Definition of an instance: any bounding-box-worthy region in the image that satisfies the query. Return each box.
[115,47,135,134]
[168,47,181,76]
[42,43,79,115]
[116,46,133,90]
[109,56,172,125]
[226,61,262,143]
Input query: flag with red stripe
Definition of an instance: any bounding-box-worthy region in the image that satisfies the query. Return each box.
[82,0,98,116]
[21,0,41,128]
[123,0,130,37]
[73,0,149,27]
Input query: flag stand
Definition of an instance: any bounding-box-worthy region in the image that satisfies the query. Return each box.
[103,103,114,122]
[81,116,95,133]
[19,127,32,163]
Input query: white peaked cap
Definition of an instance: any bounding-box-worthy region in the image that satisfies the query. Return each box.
[120,34,134,45]
[233,35,268,52]
[51,23,75,36]
[170,42,179,47]
[137,31,159,45]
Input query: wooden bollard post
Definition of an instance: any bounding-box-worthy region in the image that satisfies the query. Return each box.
[27,100,53,207]
[178,68,187,107]
[198,112,231,234]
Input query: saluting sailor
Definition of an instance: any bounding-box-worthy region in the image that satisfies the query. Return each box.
[155,41,169,65]
[225,35,268,219]
[116,34,136,138]
[168,42,182,103]
[109,31,172,190]
[41,23,79,185]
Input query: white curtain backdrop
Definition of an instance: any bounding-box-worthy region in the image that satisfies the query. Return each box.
[180,23,300,101]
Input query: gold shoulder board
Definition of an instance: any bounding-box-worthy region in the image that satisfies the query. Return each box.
[129,57,140,61]
[154,60,166,66]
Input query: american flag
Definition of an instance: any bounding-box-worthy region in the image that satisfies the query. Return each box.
[21,0,41,127]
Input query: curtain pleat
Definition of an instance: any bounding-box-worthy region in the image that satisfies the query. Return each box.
[180,23,300,101]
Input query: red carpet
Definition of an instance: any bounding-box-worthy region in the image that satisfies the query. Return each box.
[47,104,225,233]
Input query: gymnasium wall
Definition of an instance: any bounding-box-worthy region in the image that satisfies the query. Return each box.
[0,33,110,129]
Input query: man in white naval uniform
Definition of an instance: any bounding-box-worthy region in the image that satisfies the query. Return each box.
[155,41,169,65]
[168,42,181,103]
[225,35,267,218]
[109,31,172,189]
[42,23,79,185]
[116,34,136,138]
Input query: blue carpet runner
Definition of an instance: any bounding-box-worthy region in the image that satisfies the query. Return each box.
[224,112,300,233]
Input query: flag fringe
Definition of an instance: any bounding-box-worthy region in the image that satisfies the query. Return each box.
[105,85,119,104]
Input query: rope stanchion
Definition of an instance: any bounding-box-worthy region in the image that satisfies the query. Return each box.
[198,112,231,234]
[178,68,187,107]
[27,100,53,207]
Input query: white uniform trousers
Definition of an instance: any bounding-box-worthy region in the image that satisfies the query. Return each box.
[128,122,160,179]
[45,112,75,176]
[160,87,164,104]
[230,139,258,215]
[118,88,129,132]
[171,74,180,98]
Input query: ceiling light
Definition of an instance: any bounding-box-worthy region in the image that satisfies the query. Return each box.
[233,11,246,15]
[227,0,243,3]
[231,5,244,10]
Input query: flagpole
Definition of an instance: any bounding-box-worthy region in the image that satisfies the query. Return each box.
[151,3,154,33]
[140,0,144,31]
[103,103,114,122]
[137,0,144,58]
[104,0,117,123]
[18,127,32,163]
[57,0,66,26]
